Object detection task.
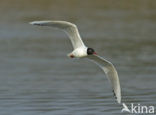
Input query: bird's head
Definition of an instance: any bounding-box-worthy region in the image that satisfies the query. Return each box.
[87,48,97,55]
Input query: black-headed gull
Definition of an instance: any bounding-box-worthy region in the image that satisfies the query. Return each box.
[30,21,121,104]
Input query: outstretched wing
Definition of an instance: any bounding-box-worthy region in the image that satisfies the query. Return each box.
[30,21,85,49]
[87,54,121,103]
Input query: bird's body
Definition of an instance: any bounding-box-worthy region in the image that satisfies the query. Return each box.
[30,20,121,104]
[67,46,88,58]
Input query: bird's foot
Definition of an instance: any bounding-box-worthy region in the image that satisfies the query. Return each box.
[67,53,75,58]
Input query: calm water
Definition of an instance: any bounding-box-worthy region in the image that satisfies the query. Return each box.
[0,0,156,115]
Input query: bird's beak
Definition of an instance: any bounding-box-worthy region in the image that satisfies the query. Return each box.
[93,52,97,55]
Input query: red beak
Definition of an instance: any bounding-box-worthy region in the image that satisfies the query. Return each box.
[93,52,97,55]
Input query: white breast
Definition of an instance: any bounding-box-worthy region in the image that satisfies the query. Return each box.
[72,47,87,58]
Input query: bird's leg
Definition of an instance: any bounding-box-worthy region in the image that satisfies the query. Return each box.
[67,53,75,58]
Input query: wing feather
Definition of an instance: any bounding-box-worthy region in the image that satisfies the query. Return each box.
[30,21,85,49]
[87,54,121,103]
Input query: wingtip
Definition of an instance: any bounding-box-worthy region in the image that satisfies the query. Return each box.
[29,21,44,25]
[29,21,38,25]
[29,21,52,26]
[118,99,121,104]
[117,96,121,104]
[117,98,121,104]
[112,90,121,104]
[29,21,35,25]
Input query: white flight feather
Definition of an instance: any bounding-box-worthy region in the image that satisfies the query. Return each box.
[87,55,121,103]
[30,20,85,49]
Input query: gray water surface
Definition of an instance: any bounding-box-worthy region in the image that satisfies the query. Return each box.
[0,0,156,115]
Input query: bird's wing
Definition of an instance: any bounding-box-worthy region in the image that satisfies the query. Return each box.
[30,21,85,49]
[87,54,121,103]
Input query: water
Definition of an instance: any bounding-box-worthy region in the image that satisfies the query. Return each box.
[0,0,156,115]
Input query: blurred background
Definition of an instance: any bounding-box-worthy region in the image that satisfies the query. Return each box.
[0,0,156,115]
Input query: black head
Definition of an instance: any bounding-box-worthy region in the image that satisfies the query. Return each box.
[87,48,96,55]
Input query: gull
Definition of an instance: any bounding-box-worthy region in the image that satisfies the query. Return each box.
[30,20,121,103]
